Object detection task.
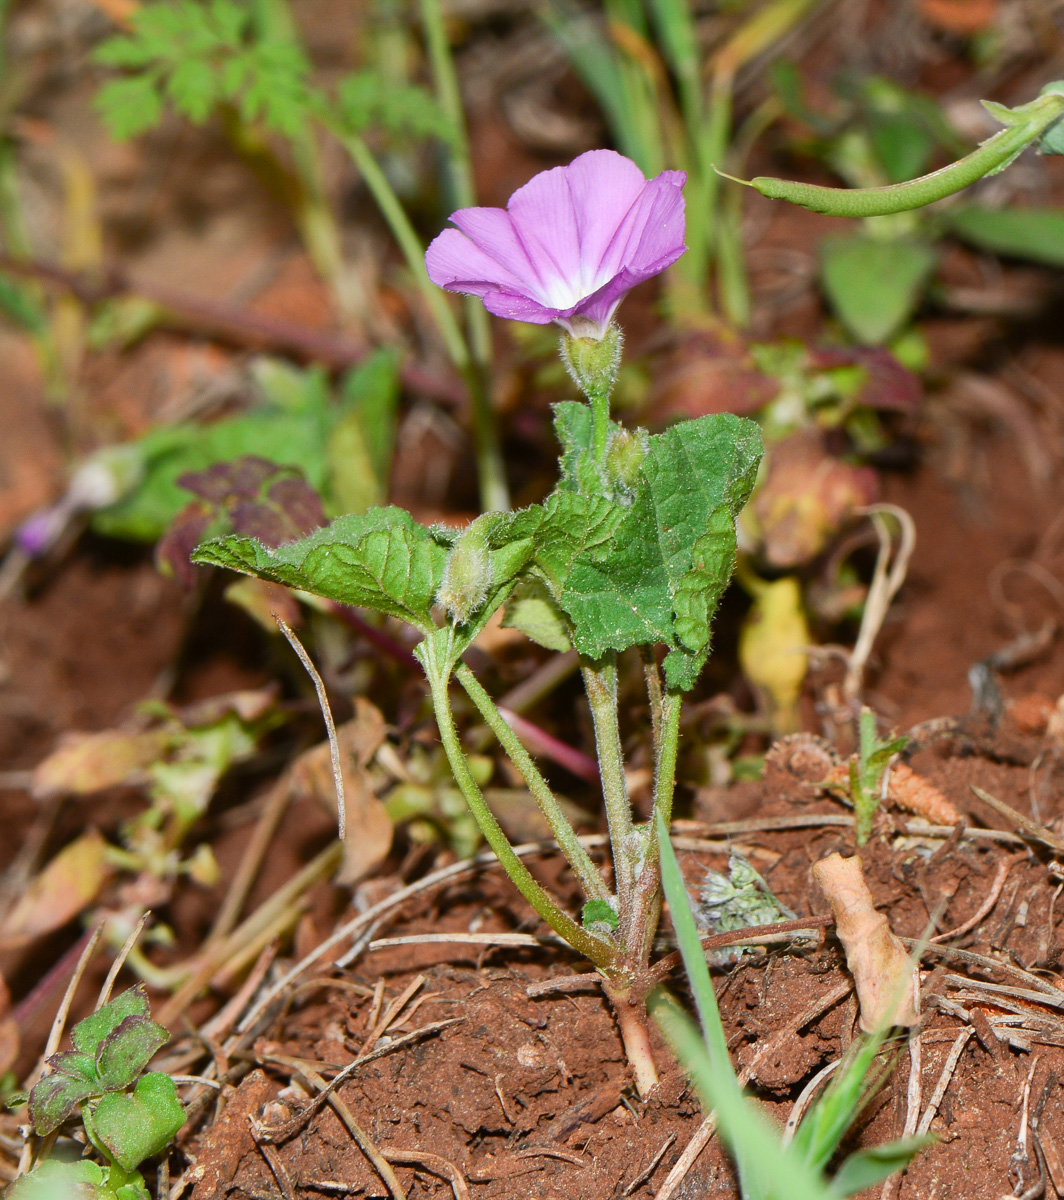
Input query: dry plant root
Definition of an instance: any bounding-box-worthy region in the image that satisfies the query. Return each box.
[812,851,917,1031]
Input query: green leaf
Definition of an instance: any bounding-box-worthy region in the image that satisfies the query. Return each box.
[28,1068,98,1135]
[557,414,761,678]
[501,579,573,652]
[91,407,331,542]
[581,898,618,930]
[72,986,152,1056]
[6,1158,107,1200]
[532,491,624,598]
[945,205,1064,267]
[90,1072,185,1172]
[192,507,448,631]
[820,235,936,344]
[552,401,598,493]
[95,76,165,140]
[95,1015,170,1091]
[828,1138,934,1198]
[328,349,401,514]
[167,57,218,122]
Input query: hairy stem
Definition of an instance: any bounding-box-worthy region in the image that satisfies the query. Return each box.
[422,647,615,969]
[454,662,609,903]
[581,655,634,912]
[631,688,683,962]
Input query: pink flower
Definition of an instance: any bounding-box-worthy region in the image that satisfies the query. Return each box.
[425,150,686,340]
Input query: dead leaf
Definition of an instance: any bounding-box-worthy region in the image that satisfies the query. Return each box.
[290,699,392,886]
[0,829,112,950]
[32,730,171,800]
[752,431,878,568]
[812,852,916,1031]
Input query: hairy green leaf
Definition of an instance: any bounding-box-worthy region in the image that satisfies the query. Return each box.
[556,414,761,679]
[90,1072,185,1171]
[95,1015,170,1092]
[502,579,573,652]
[28,1068,98,1136]
[72,986,152,1056]
[192,507,448,630]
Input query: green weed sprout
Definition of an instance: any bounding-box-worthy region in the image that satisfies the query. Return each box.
[9,986,184,1200]
[650,812,933,1199]
[846,707,909,845]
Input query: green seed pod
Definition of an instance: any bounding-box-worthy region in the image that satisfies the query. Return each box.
[436,519,493,625]
[723,87,1064,219]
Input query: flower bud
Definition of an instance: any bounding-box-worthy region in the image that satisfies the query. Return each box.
[436,519,493,625]
[604,426,648,501]
[560,323,623,405]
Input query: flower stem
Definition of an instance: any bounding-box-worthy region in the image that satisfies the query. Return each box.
[453,661,609,903]
[421,643,615,970]
[581,655,635,911]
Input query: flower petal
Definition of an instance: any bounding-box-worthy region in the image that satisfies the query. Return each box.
[598,170,687,283]
[447,207,546,296]
[554,150,653,278]
[425,226,529,297]
[481,291,560,324]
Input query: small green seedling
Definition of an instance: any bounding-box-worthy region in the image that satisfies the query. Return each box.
[845,708,909,845]
[9,985,184,1200]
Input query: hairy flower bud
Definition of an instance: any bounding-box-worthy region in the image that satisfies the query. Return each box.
[436,519,493,625]
[604,426,648,502]
[560,323,623,405]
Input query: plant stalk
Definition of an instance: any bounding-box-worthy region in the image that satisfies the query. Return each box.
[581,655,635,911]
[454,661,609,903]
[423,646,615,969]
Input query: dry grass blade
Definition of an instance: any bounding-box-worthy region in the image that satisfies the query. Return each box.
[293,1062,406,1200]
[258,1018,462,1142]
[97,910,151,1008]
[383,1149,470,1200]
[276,614,346,842]
[970,785,1064,854]
[623,1133,677,1196]
[930,853,1019,943]
[653,1116,716,1200]
[782,1058,842,1144]
[18,921,105,1175]
[917,1028,972,1135]
[249,1120,296,1200]
[844,504,916,702]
